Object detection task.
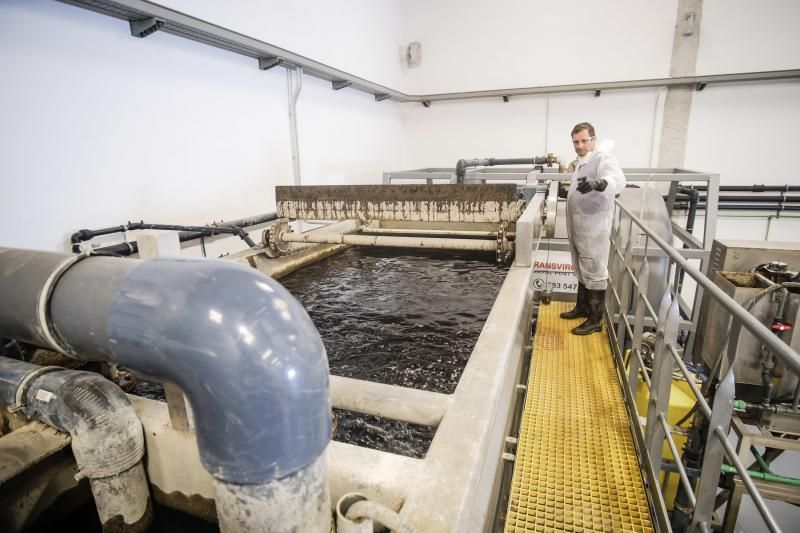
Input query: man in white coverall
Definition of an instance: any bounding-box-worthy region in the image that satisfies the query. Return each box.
[559,122,626,335]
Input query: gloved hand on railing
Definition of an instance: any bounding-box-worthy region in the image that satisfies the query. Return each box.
[576,176,608,194]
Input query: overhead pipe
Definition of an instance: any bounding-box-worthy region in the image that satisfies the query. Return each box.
[672,203,800,212]
[691,185,800,193]
[0,357,152,532]
[714,195,800,203]
[455,156,553,183]
[72,212,278,255]
[671,195,800,203]
[0,247,332,532]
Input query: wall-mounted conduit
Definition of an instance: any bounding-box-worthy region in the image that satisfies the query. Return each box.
[57,0,800,105]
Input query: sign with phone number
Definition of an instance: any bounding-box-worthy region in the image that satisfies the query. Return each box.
[531,250,578,294]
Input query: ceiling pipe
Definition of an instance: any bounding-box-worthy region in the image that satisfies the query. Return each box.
[455,156,553,183]
[56,0,800,104]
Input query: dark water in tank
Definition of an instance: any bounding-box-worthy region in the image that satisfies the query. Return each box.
[132,247,506,459]
[280,247,506,457]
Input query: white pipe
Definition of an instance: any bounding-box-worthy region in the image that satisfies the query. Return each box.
[346,499,415,533]
[287,68,303,187]
[360,227,498,238]
[287,68,304,232]
[280,232,498,251]
[330,375,451,427]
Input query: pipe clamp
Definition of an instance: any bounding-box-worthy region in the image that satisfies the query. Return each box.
[37,252,91,356]
[10,365,63,413]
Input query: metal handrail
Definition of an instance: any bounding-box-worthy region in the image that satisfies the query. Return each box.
[609,199,796,533]
[715,425,779,532]
[667,343,712,420]
[612,247,659,322]
[659,413,696,507]
[614,201,800,376]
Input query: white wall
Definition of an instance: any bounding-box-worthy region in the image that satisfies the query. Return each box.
[697,0,800,75]
[397,0,800,242]
[399,0,677,94]
[160,0,407,89]
[685,80,800,242]
[2,0,800,255]
[401,89,661,168]
[0,0,404,253]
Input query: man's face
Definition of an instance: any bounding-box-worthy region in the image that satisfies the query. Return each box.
[572,130,596,157]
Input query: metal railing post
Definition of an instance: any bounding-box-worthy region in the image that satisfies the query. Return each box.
[645,290,680,473]
[628,258,650,397]
[616,217,635,352]
[691,319,740,530]
[608,206,624,320]
[611,198,799,532]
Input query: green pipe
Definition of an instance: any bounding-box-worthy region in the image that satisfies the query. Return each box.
[721,464,800,486]
[749,446,774,475]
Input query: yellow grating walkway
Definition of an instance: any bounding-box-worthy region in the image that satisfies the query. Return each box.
[505,301,653,532]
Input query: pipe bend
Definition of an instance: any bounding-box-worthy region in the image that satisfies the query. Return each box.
[105,258,331,484]
[455,158,486,182]
[0,357,144,478]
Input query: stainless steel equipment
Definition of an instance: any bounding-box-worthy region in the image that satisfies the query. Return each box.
[699,271,800,405]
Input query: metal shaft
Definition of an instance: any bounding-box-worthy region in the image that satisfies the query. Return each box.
[280,231,498,251]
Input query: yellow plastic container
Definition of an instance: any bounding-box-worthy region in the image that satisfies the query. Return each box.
[633,368,698,509]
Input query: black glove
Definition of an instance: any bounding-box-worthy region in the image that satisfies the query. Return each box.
[557,181,569,199]
[577,177,608,194]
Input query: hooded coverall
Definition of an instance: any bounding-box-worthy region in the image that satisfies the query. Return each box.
[565,150,626,290]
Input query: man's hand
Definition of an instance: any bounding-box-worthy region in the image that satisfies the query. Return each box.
[577,177,608,194]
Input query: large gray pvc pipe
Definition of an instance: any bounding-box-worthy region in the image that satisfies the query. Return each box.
[0,357,152,532]
[0,248,332,529]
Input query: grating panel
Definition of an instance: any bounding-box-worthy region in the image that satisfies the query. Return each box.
[505,301,653,532]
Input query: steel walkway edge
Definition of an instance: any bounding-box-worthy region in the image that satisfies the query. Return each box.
[505,301,654,532]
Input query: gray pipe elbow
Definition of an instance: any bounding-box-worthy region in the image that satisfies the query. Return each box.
[105,258,331,484]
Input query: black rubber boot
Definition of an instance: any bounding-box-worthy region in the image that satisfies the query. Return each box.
[572,288,605,335]
[560,282,588,319]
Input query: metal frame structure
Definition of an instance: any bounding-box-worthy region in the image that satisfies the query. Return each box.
[57,1,800,104]
[385,166,720,359]
[607,199,800,532]
[719,416,800,532]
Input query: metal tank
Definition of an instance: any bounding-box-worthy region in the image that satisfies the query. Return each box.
[607,186,673,321]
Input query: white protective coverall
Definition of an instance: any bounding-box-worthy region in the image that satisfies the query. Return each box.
[565,149,626,290]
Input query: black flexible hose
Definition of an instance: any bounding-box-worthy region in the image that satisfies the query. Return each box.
[71,212,277,255]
